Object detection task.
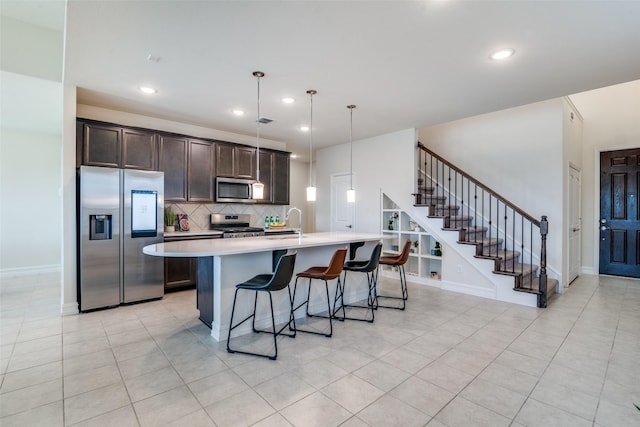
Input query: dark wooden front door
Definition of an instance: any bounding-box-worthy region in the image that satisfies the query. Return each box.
[599,148,640,278]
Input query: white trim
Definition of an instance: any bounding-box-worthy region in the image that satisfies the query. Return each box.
[61,302,79,316]
[567,162,581,288]
[440,280,495,300]
[581,266,595,275]
[0,264,61,279]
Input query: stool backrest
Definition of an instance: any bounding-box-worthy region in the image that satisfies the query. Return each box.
[397,239,412,266]
[322,247,348,280]
[362,243,382,272]
[360,242,383,272]
[268,252,297,291]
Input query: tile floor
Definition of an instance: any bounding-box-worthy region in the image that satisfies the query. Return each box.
[1,271,639,426]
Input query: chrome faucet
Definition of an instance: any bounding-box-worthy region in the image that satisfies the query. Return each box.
[285,207,303,236]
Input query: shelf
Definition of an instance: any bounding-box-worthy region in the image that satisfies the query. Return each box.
[381,193,443,284]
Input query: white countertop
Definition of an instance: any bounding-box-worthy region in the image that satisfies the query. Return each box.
[144,232,384,257]
[164,230,223,239]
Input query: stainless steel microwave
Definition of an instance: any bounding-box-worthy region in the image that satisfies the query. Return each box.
[216,177,256,203]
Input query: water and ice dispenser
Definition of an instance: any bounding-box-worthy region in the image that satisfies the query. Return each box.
[89,214,112,240]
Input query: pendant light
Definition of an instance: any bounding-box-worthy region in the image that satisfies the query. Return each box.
[306,89,317,202]
[252,71,265,199]
[346,104,356,203]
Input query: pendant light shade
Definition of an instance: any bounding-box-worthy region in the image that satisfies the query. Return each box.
[252,71,264,200]
[306,186,316,202]
[347,104,356,203]
[253,182,264,199]
[306,89,317,202]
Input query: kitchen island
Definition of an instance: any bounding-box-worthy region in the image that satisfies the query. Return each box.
[143,232,383,340]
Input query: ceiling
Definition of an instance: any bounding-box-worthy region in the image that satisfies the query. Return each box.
[6,1,640,159]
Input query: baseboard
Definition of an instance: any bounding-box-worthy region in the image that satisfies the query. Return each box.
[0,264,61,279]
[61,302,80,316]
[440,280,495,300]
[581,266,595,275]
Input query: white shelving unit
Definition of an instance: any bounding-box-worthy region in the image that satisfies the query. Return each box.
[381,194,442,284]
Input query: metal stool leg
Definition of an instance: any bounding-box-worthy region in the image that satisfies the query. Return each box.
[291,277,334,337]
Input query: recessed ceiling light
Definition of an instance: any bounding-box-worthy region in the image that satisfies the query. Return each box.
[300,125,309,132]
[139,86,157,94]
[290,154,297,159]
[489,48,515,60]
[282,97,295,104]
[232,109,245,116]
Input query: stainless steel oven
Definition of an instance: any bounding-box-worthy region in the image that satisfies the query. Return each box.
[216,177,256,203]
[209,214,265,237]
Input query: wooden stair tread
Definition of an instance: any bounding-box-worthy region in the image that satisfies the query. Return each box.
[513,278,558,296]
[476,249,520,260]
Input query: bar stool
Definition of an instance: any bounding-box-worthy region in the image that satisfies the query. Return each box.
[377,239,411,310]
[291,247,347,337]
[226,252,297,360]
[334,242,383,323]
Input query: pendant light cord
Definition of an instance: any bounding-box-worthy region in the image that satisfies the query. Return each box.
[256,74,261,183]
[348,105,355,189]
[309,91,314,188]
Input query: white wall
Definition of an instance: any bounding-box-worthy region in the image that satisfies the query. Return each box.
[569,79,640,274]
[289,159,315,232]
[315,129,416,233]
[0,15,63,82]
[419,99,565,284]
[0,129,61,271]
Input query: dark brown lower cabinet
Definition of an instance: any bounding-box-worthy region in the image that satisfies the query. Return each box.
[164,257,197,292]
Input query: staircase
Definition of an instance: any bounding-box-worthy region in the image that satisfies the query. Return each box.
[413,143,557,308]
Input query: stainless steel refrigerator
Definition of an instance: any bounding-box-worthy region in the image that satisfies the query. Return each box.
[78,166,164,311]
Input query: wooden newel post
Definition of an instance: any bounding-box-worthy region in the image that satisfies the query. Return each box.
[539,215,548,308]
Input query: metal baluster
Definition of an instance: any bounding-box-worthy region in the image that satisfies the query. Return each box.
[488,194,492,255]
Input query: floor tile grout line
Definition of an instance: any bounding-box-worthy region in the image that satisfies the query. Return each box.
[420,283,600,426]
[591,280,627,427]
[508,280,601,426]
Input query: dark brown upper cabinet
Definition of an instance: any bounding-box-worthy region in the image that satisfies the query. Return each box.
[80,121,157,170]
[159,135,188,202]
[236,146,256,179]
[82,122,121,168]
[188,139,214,202]
[272,152,290,205]
[122,129,157,170]
[257,150,273,203]
[216,144,256,179]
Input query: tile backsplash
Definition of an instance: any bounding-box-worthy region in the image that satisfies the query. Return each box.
[168,203,287,231]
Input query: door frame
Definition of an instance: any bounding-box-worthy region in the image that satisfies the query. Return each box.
[330,172,355,232]
[593,144,640,275]
[567,162,581,284]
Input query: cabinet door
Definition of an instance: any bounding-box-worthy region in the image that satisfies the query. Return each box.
[236,146,256,179]
[160,135,188,202]
[258,150,273,203]
[164,257,196,290]
[272,152,290,205]
[83,123,121,167]
[188,140,214,202]
[122,129,157,170]
[215,144,235,177]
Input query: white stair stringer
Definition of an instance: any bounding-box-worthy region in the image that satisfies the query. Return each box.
[404,204,539,307]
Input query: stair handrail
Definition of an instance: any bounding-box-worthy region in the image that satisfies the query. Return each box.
[417,141,549,307]
[417,142,540,227]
